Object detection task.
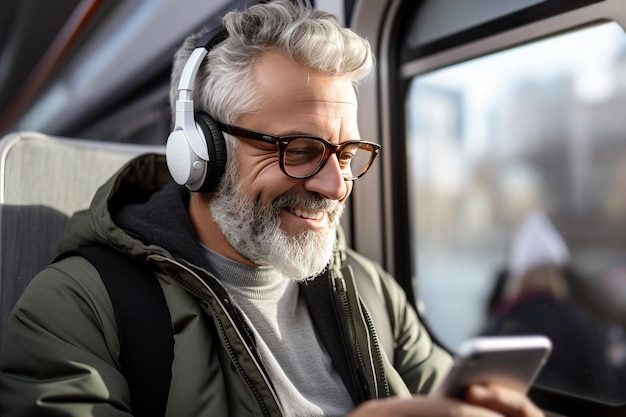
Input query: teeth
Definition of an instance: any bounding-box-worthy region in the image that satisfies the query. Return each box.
[291,207,323,220]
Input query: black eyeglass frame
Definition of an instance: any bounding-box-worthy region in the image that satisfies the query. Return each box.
[218,122,381,180]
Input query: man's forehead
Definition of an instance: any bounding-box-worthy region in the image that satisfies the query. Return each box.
[252,52,357,105]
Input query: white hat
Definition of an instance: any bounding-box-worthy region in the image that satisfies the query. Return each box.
[508,211,570,279]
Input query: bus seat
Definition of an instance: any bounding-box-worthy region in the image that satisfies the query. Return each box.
[0,131,165,344]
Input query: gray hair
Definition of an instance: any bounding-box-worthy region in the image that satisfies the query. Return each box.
[169,0,374,126]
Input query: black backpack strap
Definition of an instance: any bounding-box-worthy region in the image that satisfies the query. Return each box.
[60,246,174,417]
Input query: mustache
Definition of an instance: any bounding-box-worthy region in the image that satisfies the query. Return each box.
[272,192,339,213]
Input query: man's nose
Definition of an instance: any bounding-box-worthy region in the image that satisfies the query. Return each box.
[303,154,348,200]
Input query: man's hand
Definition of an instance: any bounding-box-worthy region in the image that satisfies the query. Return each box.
[348,384,544,417]
[465,384,543,417]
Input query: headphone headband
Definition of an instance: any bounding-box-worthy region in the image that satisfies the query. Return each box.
[196,26,228,50]
[177,27,229,98]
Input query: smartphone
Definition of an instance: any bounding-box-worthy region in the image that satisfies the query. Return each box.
[434,335,552,399]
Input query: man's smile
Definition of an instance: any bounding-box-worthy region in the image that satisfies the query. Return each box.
[289,207,325,220]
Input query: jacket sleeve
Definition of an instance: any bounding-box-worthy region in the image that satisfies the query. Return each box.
[345,248,453,395]
[0,256,132,416]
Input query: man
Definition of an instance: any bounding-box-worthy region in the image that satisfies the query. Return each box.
[0,1,544,416]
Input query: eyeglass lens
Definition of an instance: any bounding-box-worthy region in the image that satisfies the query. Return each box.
[283,138,374,179]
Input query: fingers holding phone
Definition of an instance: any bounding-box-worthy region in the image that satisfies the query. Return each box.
[466,384,545,417]
[349,392,542,417]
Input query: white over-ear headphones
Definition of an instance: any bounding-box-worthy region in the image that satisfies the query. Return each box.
[166,27,228,192]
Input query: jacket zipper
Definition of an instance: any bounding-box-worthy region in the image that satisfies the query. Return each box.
[158,257,282,416]
[332,268,391,400]
[359,299,390,396]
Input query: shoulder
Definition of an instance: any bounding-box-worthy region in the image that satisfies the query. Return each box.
[35,255,113,308]
[7,255,119,356]
[343,247,408,308]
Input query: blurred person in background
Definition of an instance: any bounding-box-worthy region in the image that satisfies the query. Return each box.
[483,211,620,399]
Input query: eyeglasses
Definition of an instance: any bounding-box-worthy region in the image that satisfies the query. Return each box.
[218,123,380,180]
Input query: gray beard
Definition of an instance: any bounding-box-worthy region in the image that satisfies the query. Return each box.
[209,158,344,282]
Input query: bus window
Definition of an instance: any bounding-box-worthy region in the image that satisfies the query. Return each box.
[406,21,626,402]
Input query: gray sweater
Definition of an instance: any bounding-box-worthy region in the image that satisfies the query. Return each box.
[204,245,353,416]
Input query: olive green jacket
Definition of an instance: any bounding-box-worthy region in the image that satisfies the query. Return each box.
[0,154,452,416]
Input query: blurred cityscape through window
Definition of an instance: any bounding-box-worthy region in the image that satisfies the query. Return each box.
[406,21,626,402]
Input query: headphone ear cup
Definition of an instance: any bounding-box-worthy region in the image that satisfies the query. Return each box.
[194,112,227,192]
